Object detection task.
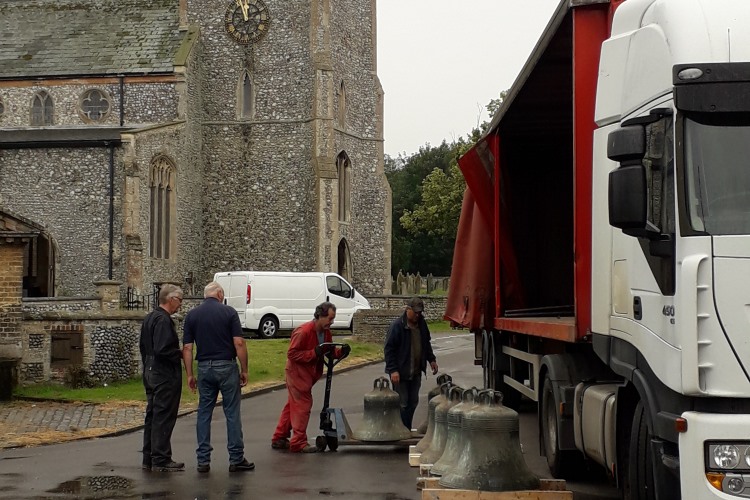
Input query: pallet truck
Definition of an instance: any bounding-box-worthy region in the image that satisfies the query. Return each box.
[314,342,421,452]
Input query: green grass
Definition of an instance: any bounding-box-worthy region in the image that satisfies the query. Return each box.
[14,338,384,404]
[428,320,454,333]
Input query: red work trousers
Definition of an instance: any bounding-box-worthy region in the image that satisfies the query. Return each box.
[272,375,314,452]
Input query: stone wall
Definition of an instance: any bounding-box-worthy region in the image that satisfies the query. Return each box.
[351,295,449,344]
[351,308,396,345]
[15,282,206,385]
[366,295,448,322]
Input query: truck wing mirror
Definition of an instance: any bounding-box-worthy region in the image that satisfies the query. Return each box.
[607,125,645,163]
[607,124,660,239]
[608,164,660,239]
[609,164,647,230]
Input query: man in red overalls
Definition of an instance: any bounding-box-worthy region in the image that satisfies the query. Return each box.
[271,301,345,453]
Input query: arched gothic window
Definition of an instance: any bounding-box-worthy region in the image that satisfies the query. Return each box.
[30,90,54,126]
[239,70,254,119]
[337,238,352,282]
[338,80,346,128]
[149,155,176,259]
[337,151,351,222]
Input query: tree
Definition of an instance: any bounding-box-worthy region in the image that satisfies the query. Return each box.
[401,163,465,240]
[386,93,507,278]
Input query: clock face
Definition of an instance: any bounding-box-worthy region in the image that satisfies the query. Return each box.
[224,0,270,45]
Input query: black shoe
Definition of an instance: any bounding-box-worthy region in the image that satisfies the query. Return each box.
[228,458,255,472]
[271,439,290,450]
[197,464,210,473]
[141,463,152,471]
[152,461,185,472]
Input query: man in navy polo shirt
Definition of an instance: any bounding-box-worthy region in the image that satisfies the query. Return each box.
[182,281,253,473]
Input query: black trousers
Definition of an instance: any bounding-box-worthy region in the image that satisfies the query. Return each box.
[142,362,182,466]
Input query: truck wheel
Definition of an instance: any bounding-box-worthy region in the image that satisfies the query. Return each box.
[542,375,579,478]
[257,316,279,339]
[624,401,656,500]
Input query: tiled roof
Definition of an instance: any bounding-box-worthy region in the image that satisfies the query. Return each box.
[0,0,184,78]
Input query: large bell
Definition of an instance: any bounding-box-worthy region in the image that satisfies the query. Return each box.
[415,380,454,453]
[353,376,412,442]
[439,390,540,492]
[417,373,453,434]
[419,385,463,464]
[430,387,482,476]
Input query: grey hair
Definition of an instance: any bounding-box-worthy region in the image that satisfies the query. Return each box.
[204,281,224,298]
[314,301,337,319]
[158,284,183,305]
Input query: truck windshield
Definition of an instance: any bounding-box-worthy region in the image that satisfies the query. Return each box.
[685,115,750,234]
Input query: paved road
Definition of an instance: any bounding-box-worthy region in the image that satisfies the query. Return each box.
[0,332,619,499]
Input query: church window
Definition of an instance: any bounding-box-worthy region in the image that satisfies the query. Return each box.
[149,155,176,259]
[337,152,351,222]
[239,70,254,119]
[337,238,352,282]
[79,89,112,122]
[338,80,346,128]
[30,90,54,126]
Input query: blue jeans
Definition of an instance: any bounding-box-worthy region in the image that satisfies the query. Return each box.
[394,375,421,429]
[196,360,244,465]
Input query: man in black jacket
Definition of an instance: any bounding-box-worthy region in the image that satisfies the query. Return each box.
[384,296,439,429]
[140,284,185,472]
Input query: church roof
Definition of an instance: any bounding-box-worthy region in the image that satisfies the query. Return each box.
[0,0,184,79]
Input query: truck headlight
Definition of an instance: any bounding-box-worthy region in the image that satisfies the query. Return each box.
[713,445,741,469]
[707,443,750,471]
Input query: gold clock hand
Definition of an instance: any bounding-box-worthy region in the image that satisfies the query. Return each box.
[235,0,249,21]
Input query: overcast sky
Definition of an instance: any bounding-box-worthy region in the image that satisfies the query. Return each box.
[376,0,560,158]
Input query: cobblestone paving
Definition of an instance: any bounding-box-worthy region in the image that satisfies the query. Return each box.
[0,400,152,448]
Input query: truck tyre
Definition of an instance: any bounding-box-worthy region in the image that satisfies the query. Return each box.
[542,375,579,478]
[257,315,279,339]
[624,401,656,500]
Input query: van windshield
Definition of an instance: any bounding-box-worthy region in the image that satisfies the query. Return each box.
[326,276,352,299]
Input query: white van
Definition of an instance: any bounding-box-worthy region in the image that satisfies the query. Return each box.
[212,271,371,338]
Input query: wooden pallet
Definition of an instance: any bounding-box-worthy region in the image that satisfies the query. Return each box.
[409,445,422,467]
[421,479,571,500]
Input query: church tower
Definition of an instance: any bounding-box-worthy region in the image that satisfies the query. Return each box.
[186,0,391,294]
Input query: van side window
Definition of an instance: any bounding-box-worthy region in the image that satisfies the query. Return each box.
[326,276,352,299]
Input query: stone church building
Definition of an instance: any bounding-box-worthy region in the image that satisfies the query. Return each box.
[0,0,391,300]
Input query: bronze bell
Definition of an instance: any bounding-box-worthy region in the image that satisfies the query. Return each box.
[439,390,540,492]
[419,385,463,464]
[417,373,453,434]
[415,380,454,453]
[353,376,412,442]
[430,387,482,476]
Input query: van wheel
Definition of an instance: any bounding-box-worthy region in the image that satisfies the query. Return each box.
[257,316,279,339]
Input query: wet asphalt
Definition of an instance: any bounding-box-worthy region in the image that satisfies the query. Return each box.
[0,332,619,499]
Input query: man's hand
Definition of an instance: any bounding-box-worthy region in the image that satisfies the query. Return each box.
[340,344,351,358]
[240,372,248,387]
[314,345,324,357]
[390,371,400,386]
[430,361,439,375]
[187,375,197,393]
